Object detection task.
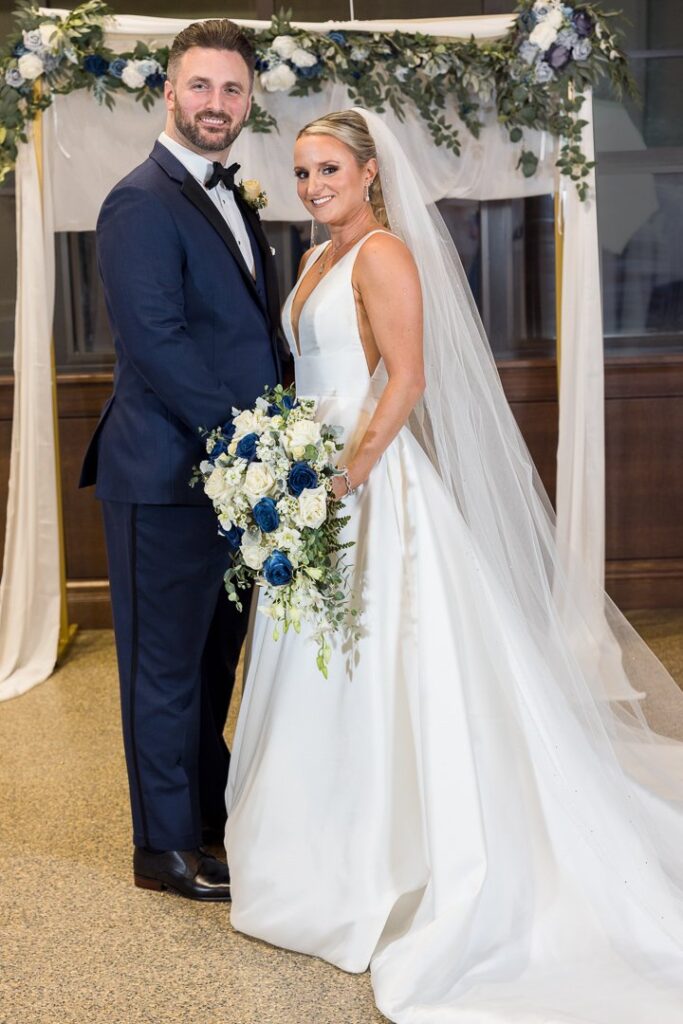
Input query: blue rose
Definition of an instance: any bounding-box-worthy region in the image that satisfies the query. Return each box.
[221,421,236,440]
[546,43,572,71]
[219,522,243,550]
[146,71,166,89]
[534,61,555,83]
[327,31,346,45]
[298,63,322,79]
[282,394,296,410]
[209,437,229,463]
[288,461,318,496]
[572,9,593,38]
[5,67,25,89]
[266,403,280,417]
[109,58,127,78]
[252,497,280,533]
[83,54,109,77]
[12,43,28,57]
[255,57,270,72]
[236,432,259,461]
[572,37,592,61]
[263,550,294,587]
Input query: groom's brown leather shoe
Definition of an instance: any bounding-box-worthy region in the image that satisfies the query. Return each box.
[133,847,231,901]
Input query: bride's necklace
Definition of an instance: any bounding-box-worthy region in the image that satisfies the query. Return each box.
[317,227,375,276]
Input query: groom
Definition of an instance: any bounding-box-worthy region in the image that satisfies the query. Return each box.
[80,20,286,900]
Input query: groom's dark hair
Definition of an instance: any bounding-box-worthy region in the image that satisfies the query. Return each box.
[167,19,256,86]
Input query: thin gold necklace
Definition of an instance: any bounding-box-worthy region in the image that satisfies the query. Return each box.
[317,226,375,276]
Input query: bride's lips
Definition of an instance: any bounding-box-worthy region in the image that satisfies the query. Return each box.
[311,196,334,207]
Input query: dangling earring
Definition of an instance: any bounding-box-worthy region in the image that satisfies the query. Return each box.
[364,180,371,203]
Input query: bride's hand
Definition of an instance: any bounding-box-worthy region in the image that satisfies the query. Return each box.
[331,474,351,502]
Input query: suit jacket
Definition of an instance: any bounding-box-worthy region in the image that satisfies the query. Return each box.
[80,141,287,505]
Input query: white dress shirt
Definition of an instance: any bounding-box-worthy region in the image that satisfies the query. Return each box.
[158,131,256,277]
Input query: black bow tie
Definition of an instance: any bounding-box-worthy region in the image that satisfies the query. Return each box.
[205,161,240,191]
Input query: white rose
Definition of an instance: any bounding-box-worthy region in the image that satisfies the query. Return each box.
[38,23,59,52]
[291,48,317,68]
[529,22,558,50]
[296,486,328,530]
[243,461,275,503]
[240,536,268,570]
[271,35,299,59]
[204,467,228,502]
[241,178,262,202]
[121,62,146,89]
[285,418,321,458]
[260,63,297,92]
[546,8,564,29]
[233,408,267,439]
[18,53,44,81]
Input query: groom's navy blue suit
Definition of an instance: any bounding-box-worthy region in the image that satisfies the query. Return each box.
[80,141,284,850]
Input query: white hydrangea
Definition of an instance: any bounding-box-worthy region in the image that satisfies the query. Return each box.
[290,48,317,68]
[17,53,44,81]
[38,23,59,52]
[121,61,146,89]
[529,22,558,50]
[260,63,298,92]
[270,35,299,59]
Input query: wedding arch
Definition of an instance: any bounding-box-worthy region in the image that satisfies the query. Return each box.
[0,2,626,698]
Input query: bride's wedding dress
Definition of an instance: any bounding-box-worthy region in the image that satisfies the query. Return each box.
[226,110,682,1022]
[226,236,682,1022]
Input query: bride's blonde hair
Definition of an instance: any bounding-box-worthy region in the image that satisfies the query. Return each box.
[297,110,390,228]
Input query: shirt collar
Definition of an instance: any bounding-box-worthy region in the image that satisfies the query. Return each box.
[158,131,229,190]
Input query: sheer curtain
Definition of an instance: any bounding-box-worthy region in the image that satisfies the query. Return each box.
[0,13,604,700]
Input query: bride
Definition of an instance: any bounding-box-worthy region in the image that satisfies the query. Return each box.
[225,108,683,1022]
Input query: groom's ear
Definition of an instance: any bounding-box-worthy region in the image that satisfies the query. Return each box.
[164,78,176,112]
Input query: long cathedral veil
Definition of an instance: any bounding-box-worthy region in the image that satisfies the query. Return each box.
[353,107,683,922]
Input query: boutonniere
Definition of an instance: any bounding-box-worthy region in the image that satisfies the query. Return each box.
[238,178,268,212]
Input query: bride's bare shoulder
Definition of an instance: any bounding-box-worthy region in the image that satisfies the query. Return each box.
[355,230,418,282]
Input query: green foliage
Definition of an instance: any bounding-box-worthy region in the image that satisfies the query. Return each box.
[0,0,636,196]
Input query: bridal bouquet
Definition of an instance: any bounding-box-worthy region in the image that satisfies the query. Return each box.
[192,385,356,676]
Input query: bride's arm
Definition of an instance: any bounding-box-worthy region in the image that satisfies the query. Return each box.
[333,233,424,499]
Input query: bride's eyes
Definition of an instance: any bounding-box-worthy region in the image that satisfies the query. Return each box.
[293,165,340,179]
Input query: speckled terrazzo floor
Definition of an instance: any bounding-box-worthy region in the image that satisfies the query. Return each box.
[1,612,682,1024]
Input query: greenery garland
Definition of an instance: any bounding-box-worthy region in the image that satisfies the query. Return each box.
[0,0,634,199]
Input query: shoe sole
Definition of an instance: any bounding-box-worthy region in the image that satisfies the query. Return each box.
[134,873,231,902]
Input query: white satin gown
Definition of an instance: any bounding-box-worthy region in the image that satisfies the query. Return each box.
[226,232,683,1023]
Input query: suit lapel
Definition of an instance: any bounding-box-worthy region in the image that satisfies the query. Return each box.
[234,192,282,333]
[180,173,266,312]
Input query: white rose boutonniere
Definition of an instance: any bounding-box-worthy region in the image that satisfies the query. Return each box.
[238,178,268,212]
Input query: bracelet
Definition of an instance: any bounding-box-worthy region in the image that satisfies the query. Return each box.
[339,466,356,496]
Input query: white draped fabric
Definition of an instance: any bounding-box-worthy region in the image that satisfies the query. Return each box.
[0,11,605,699]
[0,138,61,700]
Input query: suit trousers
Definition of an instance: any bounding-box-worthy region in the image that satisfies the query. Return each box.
[102,501,251,850]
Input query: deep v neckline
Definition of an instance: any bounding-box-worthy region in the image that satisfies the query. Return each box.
[288,230,388,357]
[288,241,333,358]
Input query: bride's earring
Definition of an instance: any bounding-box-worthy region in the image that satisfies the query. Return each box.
[364,180,371,203]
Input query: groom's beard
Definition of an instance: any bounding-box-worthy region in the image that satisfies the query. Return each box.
[174,104,246,153]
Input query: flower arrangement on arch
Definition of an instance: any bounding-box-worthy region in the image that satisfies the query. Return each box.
[0,0,635,198]
[192,384,358,677]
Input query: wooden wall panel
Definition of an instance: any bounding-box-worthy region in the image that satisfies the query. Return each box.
[0,356,682,626]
